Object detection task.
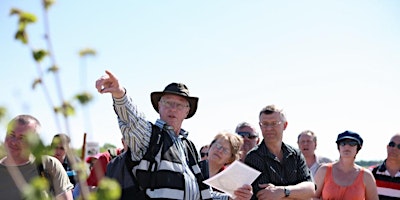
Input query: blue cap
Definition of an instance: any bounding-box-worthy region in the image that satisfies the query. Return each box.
[336,130,363,146]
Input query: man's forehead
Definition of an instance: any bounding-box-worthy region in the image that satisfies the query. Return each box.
[391,135,400,142]
[161,94,189,104]
[238,126,256,133]
[10,122,36,134]
[299,134,314,141]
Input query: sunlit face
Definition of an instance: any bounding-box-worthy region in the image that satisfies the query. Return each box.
[298,133,316,157]
[158,94,190,130]
[208,139,233,166]
[387,135,400,161]
[259,112,287,144]
[237,126,259,154]
[5,121,36,160]
[53,145,66,162]
[338,139,359,158]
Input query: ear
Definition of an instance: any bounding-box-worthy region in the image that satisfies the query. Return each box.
[283,121,288,130]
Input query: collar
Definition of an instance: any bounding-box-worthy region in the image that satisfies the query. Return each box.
[155,119,189,139]
[258,140,295,161]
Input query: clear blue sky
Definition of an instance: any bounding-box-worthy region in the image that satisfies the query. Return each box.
[1,0,399,161]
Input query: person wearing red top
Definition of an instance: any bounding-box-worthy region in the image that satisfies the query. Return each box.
[85,148,123,187]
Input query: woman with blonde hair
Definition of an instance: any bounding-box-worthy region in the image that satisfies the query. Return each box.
[199,132,252,200]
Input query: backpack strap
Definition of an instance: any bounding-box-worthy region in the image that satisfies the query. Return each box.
[123,124,164,198]
[144,124,164,191]
[36,158,55,195]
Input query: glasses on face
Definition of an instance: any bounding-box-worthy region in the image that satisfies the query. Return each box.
[213,142,231,155]
[160,99,189,110]
[339,140,358,147]
[200,152,208,157]
[259,121,282,128]
[388,141,400,150]
[237,132,258,139]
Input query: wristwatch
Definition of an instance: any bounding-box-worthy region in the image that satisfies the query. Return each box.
[284,187,290,197]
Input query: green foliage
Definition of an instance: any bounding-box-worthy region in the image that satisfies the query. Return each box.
[23,177,51,200]
[79,48,97,57]
[54,101,76,117]
[47,64,59,73]
[10,9,37,44]
[93,178,121,200]
[15,30,28,44]
[0,106,6,122]
[32,49,48,63]
[75,92,94,105]
[356,160,382,168]
[32,78,42,89]
[43,0,56,10]
[0,142,5,159]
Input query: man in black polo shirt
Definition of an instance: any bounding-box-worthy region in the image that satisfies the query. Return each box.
[244,105,315,200]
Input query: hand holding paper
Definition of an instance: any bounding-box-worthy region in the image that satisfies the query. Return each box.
[203,161,261,199]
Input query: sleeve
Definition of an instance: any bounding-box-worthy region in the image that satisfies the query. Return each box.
[244,152,264,199]
[210,189,230,200]
[112,94,153,161]
[43,156,74,197]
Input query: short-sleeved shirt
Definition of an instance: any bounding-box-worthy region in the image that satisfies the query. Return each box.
[309,155,332,177]
[371,160,400,199]
[244,141,313,199]
[0,155,73,199]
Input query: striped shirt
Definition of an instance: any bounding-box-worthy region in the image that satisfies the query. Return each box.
[371,161,400,199]
[113,94,201,199]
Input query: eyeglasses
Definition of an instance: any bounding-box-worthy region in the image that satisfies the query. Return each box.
[339,140,358,147]
[388,141,400,150]
[259,121,282,128]
[237,132,258,139]
[160,99,189,110]
[213,142,231,155]
[200,152,208,157]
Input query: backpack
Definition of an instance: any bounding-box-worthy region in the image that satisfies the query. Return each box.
[106,124,164,200]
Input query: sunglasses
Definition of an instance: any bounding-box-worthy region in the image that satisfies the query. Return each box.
[237,132,258,139]
[388,141,400,150]
[339,140,358,147]
[200,152,208,157]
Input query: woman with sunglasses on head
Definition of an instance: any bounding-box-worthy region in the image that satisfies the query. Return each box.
[199,132,253,200]
[313,131,378,200]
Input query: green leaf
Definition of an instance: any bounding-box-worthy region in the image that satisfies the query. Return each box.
[23,177,51,200]
[32,49,48,62]
[19,12,37,24]
[15,30,28,44]
[32,78,42,89]
[47,65,59,73]
[0,106,7,123]
[62,101,75,117]
[43,0,56,10]
[9,8,22,16]
[75,92,93,105]
[79,48,97,57]
[96,178,121,200]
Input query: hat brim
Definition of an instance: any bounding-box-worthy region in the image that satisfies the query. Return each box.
[336,136,362,146]
[151,91,198,119]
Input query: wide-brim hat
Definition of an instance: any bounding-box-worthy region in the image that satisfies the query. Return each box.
[336,130,363,146]
[151,83,199,119]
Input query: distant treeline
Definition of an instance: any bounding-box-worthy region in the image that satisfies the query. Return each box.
[356,160,383,168]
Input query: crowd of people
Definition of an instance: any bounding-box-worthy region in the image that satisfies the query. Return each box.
[0,70,399,199]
